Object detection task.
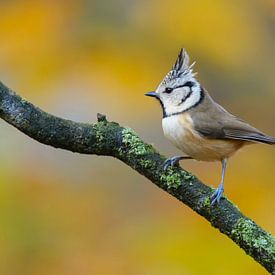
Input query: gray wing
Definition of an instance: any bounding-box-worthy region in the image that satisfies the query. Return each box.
[197,122,275,144]
[191,93,275,145]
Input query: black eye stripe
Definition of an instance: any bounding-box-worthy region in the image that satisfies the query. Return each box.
[164,81,194,93]
[176,81,194,89]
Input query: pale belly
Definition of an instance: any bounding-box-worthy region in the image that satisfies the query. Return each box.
[162,115,243,161]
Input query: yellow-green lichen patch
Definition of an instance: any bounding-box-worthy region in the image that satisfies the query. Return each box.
[160,173,181,189]
[160,165,195,189]
[160,167,182,189]
[121,127,155,156]
[93,121,109,150]
[231,218,275,258]
[183,173,195,181]
[95,122,105,143]
[202,197,211,208]
[140,158,155,169]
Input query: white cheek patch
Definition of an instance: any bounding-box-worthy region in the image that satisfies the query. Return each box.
[164,85,202,116]
[181,85,202,111]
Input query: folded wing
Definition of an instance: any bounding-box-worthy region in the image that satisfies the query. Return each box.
[191,95,275,145]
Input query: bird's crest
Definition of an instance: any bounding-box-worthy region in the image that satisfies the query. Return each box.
[160,48,196,86]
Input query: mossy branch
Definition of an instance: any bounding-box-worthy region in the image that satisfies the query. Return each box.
[0,82,274,273]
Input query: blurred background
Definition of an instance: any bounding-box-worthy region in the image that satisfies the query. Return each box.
[0,0,274,274]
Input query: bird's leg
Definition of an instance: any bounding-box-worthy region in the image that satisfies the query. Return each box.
[163,156,192,171]
[211,158,227,205]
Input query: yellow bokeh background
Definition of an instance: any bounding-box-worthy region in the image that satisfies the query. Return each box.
[0,1,274,274]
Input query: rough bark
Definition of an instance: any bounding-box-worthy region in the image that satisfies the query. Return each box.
[0,82,274,273]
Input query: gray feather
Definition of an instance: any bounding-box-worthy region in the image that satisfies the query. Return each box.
[190,89,275,145]
[222,129,275,144]
[173,48,190,72]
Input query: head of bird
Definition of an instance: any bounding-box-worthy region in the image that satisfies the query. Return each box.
[146,49,203,117]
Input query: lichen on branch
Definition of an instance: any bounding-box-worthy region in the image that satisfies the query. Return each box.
[0,81,274,273]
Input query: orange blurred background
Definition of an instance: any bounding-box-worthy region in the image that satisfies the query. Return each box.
[0,1,274,274]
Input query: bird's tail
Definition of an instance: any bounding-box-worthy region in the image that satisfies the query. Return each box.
[254,135,275,145]
[258,136,275,145]
[226,131,275,144]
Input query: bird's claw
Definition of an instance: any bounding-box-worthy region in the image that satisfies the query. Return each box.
[210,185,224,205]
[163,156,182,171]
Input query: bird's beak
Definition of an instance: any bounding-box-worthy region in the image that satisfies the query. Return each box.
[145,91,159,98]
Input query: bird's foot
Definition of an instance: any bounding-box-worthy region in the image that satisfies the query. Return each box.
[210,184,224,205]
[163,156,185,171]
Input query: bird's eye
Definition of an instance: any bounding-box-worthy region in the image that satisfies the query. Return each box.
[164,87,173,94]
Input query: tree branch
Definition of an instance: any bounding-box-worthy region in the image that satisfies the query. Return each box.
[0,81,274,273]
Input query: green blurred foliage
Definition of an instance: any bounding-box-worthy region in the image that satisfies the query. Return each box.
[0,1,274,274]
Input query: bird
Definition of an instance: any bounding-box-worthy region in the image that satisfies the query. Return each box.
[145,48,275,205]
